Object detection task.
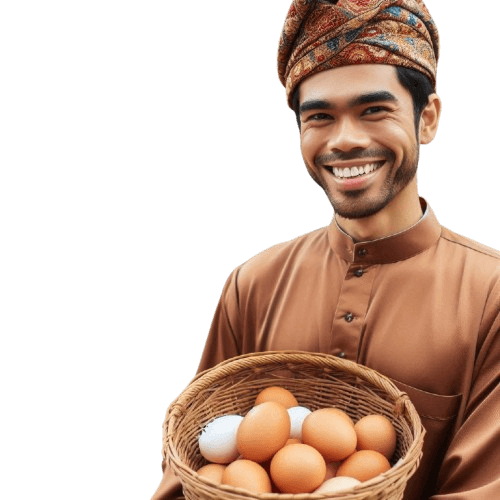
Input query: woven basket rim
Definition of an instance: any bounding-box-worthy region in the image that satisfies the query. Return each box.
[166,351,416,416]
[163,350,425,500]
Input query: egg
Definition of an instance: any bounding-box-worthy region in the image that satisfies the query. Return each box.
[237,401,290,462]
[198,415,243,464]
[270,443,326,493]
[255,386,298,408]
[336,450,391,481]
[196,464,226,484]
[221,459,272,494]
[302,408,357,461]
[354,414,397,460]
[328,407,355,426]
[314,476,361,493]
[287,406,311,439]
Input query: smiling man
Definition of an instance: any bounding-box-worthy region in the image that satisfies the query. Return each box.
[152,1,500,499]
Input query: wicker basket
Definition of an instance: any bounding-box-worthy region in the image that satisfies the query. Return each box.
[163,351,425,500]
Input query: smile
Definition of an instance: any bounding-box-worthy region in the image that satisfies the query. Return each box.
[327,161,385,179]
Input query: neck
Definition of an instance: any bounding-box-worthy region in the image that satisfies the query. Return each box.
[335,183,423,242]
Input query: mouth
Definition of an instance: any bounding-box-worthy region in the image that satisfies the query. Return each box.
[324,160,385,179]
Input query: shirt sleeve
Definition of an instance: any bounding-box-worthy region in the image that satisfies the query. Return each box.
[150,460,183,500]
[150,269,242,500]
[430,286,500,499]
[196,268,242,373]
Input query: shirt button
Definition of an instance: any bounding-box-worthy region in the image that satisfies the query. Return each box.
[337,351,346,358]
[344,312,354,322]
[354,268,364,277]
[358,248,367,257]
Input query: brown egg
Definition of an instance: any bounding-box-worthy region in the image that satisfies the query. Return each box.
[255,386,298,408]
[237,401,290,462]
[221,459,272,494]
[354,414,397,460]
[270,443,326,493]
[285,438,302,446]
[302,408,357,461]
[196,464,226,484]
[336,450,391,482]
[327,407,355,426]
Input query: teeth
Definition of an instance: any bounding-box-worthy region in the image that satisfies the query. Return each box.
[331,162,381,179]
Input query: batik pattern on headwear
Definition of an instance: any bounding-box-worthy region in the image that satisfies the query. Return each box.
[277,0,439,108]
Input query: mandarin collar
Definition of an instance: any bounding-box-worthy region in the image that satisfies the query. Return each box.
[327,198,442,265]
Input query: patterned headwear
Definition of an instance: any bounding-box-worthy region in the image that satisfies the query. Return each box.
[278,0,439,108]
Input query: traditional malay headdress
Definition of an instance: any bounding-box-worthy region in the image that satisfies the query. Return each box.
[277,0,439,107]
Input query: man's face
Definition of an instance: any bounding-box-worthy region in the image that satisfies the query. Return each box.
[299,64,420,220]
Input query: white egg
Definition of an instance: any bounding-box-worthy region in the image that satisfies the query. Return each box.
[287,406,311,439]
[314,476,361,493]
[198,415,243,464]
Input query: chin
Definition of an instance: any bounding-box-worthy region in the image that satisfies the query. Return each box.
[330,194,394,220]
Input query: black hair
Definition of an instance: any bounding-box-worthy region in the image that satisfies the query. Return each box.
[291,66,434,132]
[394,66,435,131]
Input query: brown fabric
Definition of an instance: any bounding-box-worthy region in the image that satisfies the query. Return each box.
[277,0,439,107]
[193,199,500,500]
[150,459,183,500]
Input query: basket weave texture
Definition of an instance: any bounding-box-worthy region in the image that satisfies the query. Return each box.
[163,351,425,500]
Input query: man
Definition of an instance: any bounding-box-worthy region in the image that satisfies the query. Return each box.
[152,0,500,498]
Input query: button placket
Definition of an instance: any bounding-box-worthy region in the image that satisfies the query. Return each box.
[330,260,376,362]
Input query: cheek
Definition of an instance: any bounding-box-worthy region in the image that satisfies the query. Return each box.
[300,133,326,183]
[300,130,321,164]
[375,124,415,163]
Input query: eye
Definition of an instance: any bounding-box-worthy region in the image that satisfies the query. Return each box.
[362,106,389,116]
[305,112,333,122]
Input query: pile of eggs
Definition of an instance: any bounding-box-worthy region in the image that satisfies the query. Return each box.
[196,386,399,495]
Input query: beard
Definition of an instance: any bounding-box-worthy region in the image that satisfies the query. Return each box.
[309,146,419,220]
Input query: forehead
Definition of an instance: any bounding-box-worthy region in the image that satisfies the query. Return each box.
[298,64,410,106]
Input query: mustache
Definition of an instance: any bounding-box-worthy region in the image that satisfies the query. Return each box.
[315,149,395,165]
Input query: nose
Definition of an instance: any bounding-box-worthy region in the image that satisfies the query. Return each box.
[327,117,371,152]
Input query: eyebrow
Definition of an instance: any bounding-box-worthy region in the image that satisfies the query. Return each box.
[299,91,397,114]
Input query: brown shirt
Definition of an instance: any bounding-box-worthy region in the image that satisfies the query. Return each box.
[152,200,500,500]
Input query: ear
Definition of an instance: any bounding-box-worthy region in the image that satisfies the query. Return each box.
[419,93,441,144]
